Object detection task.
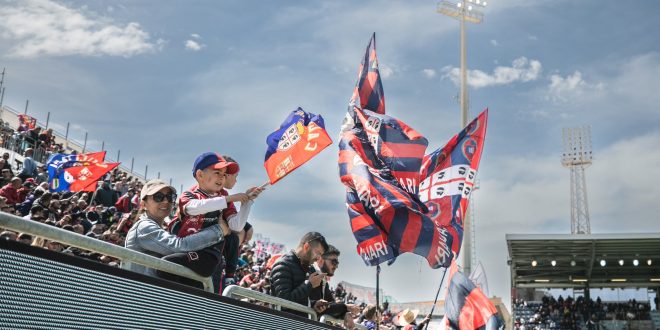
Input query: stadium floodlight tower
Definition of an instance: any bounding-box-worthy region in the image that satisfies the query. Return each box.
[562,127,593,235]
[437,0,486,276]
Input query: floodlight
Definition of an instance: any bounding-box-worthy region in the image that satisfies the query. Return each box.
[570,260,576,267]
[648,259,652,266]
[618,259,624,266]
[600,259,606,267]
[531,260,537,267]
[551,260,557,267]
[633,259,639,266]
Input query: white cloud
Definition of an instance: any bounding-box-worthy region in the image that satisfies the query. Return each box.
[190,33,201,39]
[547,71,603,102]
[490,39,498,46]
[185,39,204,52]
[380,65,394,79]
[0,0,162,58]
[442,57,542,89]
[422,68,437,79]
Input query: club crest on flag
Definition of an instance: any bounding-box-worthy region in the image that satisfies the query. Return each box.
[264,107,332,184]
[277,123,303,151]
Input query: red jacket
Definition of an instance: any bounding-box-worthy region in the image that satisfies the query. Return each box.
[0,184,22,205]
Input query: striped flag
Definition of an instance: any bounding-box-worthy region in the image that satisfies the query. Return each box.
[339,34,488,269]
[349,33,385,115]
[443,259,502,330]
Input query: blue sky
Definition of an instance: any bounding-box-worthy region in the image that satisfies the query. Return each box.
[2,0,660,305]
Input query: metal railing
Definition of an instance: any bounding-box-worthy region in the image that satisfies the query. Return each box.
[0,211,213,292]
[0,105,147,181]
[222,285,319,321]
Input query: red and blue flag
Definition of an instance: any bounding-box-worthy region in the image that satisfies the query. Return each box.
[47,151,119,192]
[265,107,332,184]
[339,34,488,269]
[443,259,502,330]
[350,33,385,115]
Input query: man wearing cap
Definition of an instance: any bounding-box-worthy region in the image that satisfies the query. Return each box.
[168,152,264,292]
[123,179,230,278]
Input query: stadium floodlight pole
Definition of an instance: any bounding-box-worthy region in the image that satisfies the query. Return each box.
[116,150,120,163]
[24,99,29,114]
[64,122,70,149]
[45,112,50,129]
[438,0,486,277]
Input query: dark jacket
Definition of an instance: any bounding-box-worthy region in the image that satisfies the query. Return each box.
[270,250,313,317]
[310,281,348,319]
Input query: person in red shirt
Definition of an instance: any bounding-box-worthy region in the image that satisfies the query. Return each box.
[167,152,264,292]
[0,177,23,205]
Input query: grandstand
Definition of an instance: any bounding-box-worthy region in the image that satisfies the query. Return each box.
[507,233,660,330]
[1,104,151,183]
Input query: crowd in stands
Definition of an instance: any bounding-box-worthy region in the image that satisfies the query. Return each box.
[1,118,65,164]
[513,296,652,330]
[0,116,432,330]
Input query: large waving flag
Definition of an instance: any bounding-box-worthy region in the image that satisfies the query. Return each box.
[339,34,488,269]
[47,152,119,192]
[339,110,433,267]
[264,107,332,184]
[443,259,501,330]
[419,109,488,266]
[349,33,385,115]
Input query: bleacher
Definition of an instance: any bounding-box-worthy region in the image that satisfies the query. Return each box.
[513,301,561,330]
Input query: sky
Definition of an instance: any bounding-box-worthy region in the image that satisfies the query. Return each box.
[1,0,660,307]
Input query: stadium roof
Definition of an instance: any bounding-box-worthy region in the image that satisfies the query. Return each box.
[506,233,660,288]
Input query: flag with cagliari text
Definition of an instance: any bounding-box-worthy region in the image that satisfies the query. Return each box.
[47,151,120,192]
[264,107,332,184]
[339,33,488,269]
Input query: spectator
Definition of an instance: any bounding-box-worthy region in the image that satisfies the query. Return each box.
[0,177,23,205]
[0,168,12,187]
[94,181,118,207]
[115,189,137,213]
[35,165,48,184]
[270,231,329,317]
[168,152,260,292]
[310,244,360,328]
[1,152,12,173]
[392,308,429,330]
[18,148,37,181]
[217,154,263,288]
[123,179,229,279]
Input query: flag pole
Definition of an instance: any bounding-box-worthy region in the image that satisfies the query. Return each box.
[376,264,381,329]
[425,268,449,330]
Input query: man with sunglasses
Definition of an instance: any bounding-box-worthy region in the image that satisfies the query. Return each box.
[270,231,330,318]
[310,245,361,328]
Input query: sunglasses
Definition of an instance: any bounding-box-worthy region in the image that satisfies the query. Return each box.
[325,258,339,266]
[151,192,177,203]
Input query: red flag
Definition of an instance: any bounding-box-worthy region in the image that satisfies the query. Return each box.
[67,162,120,192]
[264,108,332,184]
